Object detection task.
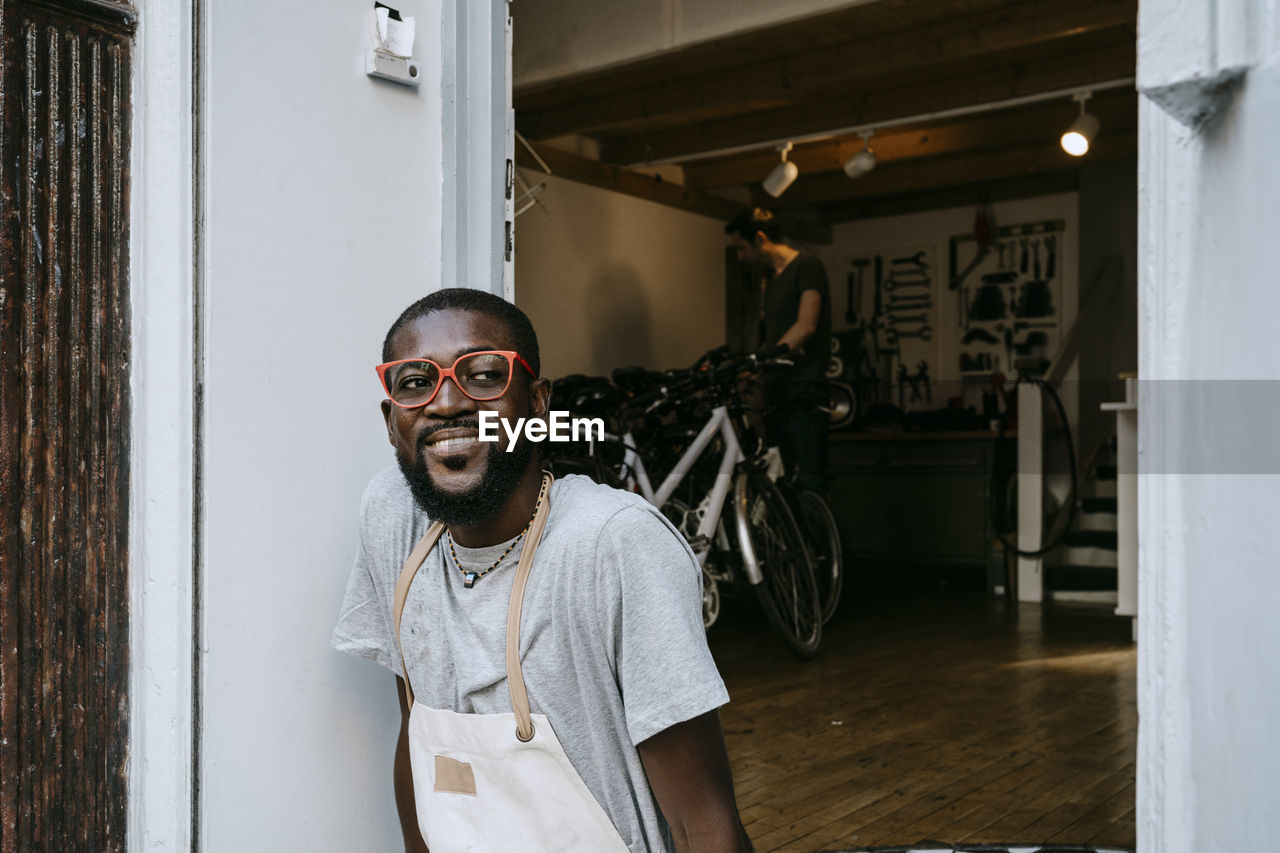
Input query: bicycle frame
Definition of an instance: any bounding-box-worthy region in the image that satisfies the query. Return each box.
[592,405,766,585]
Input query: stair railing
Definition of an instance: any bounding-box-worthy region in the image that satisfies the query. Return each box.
[1015,254,1126,602]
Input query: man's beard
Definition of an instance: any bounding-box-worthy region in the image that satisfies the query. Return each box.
[395,418,536,527]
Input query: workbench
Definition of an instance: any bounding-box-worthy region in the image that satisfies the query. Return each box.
[827,430,1015,566]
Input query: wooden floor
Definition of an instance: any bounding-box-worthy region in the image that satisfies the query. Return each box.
[709,585,1137,853]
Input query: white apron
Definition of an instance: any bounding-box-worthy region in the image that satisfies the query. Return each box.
[392,473,632,853]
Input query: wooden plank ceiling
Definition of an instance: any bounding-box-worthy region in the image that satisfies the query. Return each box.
[514,0,1138,227]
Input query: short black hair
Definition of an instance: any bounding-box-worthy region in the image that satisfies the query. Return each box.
[382,288,541,377]
[724,207,783,243]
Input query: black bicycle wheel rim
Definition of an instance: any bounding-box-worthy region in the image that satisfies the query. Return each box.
[797,490,844,624]
[741,472,822,658]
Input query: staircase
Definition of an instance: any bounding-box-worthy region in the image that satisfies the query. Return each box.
[1014,256,1137,621]
[1046,451,1120,600]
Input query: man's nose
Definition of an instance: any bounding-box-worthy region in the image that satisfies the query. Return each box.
[427,375,475,415]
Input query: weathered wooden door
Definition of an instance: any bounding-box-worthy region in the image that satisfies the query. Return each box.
[0,1,136,849]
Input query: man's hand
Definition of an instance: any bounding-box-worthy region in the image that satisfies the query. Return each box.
[395,677,430,853]
[638,710,753,852]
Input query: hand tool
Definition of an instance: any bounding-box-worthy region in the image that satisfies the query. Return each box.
[847,258,869,323]
[884,325,932,344]
[1016,280,1054,318]
[949,245,989,291]
[883,277,930,292]
[1020,238,1029,274]
[873,255,883,317]
[962,328,1000,345]
[982,270,1018,285]
[1014,320,1057,331]
[913,361,932,404]
[893,251,927,267]
[887,313,929,325]
[1032,238,1041,279]
[1045,235,1057,279]
[969,284,1006,321]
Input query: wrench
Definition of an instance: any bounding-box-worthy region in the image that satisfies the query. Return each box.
[883,277,931,292]
[889,291,933,304]
[887,313,929,325]
[892,250,927,267]
[885,325,933,344]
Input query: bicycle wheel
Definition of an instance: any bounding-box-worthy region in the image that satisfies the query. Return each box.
[794,490,844,624]
[734,470,822,658]
[662,498,721,630]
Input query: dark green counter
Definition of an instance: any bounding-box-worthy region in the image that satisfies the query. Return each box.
[828,431,1015,565]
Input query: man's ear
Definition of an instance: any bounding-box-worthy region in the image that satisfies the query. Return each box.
[381,399,397,447]
[753,231,766,249]
[530,377,552,418]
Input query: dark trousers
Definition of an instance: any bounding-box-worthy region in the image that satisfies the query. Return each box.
[766,381,829,492]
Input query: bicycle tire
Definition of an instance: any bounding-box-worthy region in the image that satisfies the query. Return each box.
[795,490,844,624]
[735,470,822,658]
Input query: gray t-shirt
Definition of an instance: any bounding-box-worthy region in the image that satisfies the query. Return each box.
[331,468,730,853]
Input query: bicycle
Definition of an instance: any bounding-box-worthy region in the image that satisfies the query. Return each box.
[722,374,845,627]
[568,348,824,658]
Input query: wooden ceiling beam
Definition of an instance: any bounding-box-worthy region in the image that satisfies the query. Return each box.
[514,143,832,245]
[682,89,1137,189]
[815,170,1088,223]
[761,130,1137,208]
[514,0,1009,108]
[517,0,1135,141]
[598,41,1136,166]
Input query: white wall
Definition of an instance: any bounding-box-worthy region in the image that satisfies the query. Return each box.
[200,2,444,848]
[512,0,866,84]
[130,1,197,847]
[1137,0,1280,849]
[514,174,728,377]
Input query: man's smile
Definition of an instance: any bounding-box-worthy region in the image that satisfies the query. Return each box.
[428,435,476,451]
[418,423,484,459]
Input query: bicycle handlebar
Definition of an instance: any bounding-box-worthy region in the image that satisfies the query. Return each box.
[618,345,796,416]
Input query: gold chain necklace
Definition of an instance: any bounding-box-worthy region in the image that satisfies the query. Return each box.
[446,477,548,588]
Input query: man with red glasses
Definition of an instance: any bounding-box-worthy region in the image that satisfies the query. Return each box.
[332,288,751,852]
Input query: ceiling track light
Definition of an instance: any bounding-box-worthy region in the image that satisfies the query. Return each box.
[843,130,877,178]
[762,141,799,197]
[1061,90,1100,157]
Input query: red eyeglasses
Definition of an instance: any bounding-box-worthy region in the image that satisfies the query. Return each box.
[376,350,537,409]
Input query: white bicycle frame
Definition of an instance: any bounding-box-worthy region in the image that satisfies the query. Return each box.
[592,404,766,585]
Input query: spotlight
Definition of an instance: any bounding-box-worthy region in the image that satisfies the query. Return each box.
[763,142,798,197]
[1061,91,1100,157]
[843,131,876,178]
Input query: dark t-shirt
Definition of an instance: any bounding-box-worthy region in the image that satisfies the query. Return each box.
[762,252,831,385]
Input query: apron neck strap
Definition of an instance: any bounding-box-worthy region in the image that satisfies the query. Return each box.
[391,472,555,741]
